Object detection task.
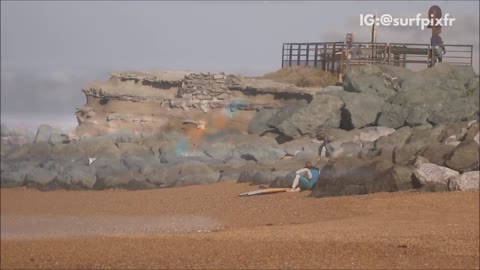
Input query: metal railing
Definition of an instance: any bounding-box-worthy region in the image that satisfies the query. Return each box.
[441,44,474,66]
[281,42,344,72]
[282,41,473,73]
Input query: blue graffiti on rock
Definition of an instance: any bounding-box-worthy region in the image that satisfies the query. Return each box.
[175,138,189,156]
[224,100,249,119]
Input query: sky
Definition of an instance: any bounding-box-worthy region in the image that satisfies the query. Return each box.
[1,1,479,133]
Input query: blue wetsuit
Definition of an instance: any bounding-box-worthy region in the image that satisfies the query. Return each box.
[299,167,320,190]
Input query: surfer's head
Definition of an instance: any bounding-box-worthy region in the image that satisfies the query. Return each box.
[305,161,312,168]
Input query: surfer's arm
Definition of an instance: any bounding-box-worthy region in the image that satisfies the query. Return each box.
[295,168,312,180]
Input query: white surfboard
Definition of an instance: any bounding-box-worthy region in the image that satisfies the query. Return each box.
[239,188,290,197]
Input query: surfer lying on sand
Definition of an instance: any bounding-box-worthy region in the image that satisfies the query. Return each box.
[288,161,320,192]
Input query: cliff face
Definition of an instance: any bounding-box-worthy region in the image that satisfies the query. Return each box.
[75,71,321,137]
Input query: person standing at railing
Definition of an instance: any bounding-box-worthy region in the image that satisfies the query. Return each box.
[431,27,446,65]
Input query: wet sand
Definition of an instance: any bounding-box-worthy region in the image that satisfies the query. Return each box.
[1,182,479,269]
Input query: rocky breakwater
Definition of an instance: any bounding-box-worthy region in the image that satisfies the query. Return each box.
[247,63,479,196]
[1,63,479,196]
[1,124,32,157]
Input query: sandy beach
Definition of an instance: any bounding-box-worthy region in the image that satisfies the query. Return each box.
[1,182,479,269]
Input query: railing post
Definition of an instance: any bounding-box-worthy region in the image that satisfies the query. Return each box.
[314,44,318,68]
[297,44,301,66]
[339,44,345,78]
[428,45,432,68]
[387,44,390,64]
[306,44,310,67]
[289,44,293,67]
[471,45,473,66]
[281,44,284,68]
[331,43,336,73]
[322,43,327,71]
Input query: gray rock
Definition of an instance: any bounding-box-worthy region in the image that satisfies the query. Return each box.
[159,136,210,163]
[388,165,415,191]
[48,133,70,144]
[271,158,313,172]
[249,170,289,185]
[25,167,58,188]
[33,124,63,143]
[358,141,381,160]
[0,161,9,174]
[343,64,399,99]
[237,170,255,183]
[122,155,161,175]
[97,129,140,144]
[117,143,151,158]
[293,149,318,162]
[413,163,459,187]
[280,138,321,156]
[171,161,220,187]
[412,155,430,169]
[0,142,13,158]
[51,138,120,163]
[38,159,65,175]
[466,77,479,107]
[267,100,307,128]
[248,109,279,135]
[218,170,242,182]
[330,142,362,159]
[238,166,292,185]
[271,95,343,138]
[390,64,478,127]
[237,165,271,184]
[1,170,27,188]
[341,92,385,129]
[1,161,37,188]
[448,171,479,191]
[119,175,157,190]
[420,143,456,167]
[214,159,254,182]
[144,165,177,188]
[310,157,395,198]
[427,97,477,125]
[54,165,97,189]
[317,128,363,144]
[270,171,297,188]
[236,144,285,162]
[6,142,53,162]
[406,107,429,127]
[202,142,236,161]
[466,76,479,92]
[358,126,396,143]
[393,126,444,165]
[93,159,132,189]
[416,183,449,192]
[375,126,412,162]
[377,103,408,129]
[438,122,471,143]
[202,133,285,162]
[420,63,476,84]
[213,157,249,171]
[463,121,479,142]
[445,141,480,173]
